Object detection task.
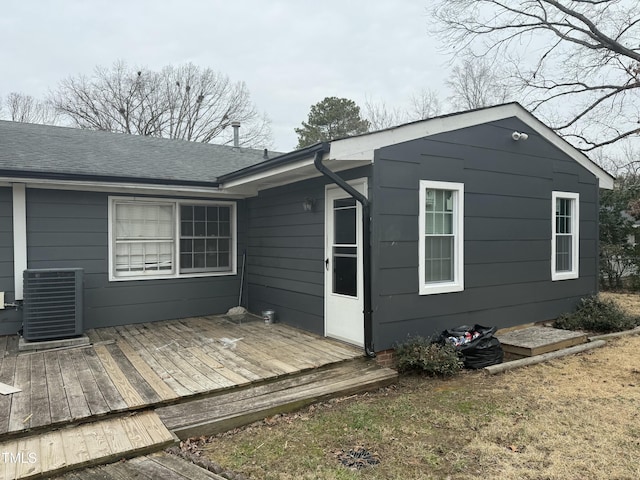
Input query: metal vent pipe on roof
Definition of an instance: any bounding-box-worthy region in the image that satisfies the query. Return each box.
[231,122,241,148]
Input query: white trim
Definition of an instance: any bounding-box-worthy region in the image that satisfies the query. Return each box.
[12,184,27,300]
[551,191,580,281]
[108,196,237,282]
[222,158,316,189]
[418,180,464,295]
[324,177,367,346]
[0,176,246,198]
[220,158,371,196]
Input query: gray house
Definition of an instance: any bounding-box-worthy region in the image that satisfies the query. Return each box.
[0,103,614,354]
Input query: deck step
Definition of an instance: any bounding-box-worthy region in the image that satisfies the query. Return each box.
[0,411,176,480]
[55,452,226,480]
[497,326,588,359]
[156,358,398,440]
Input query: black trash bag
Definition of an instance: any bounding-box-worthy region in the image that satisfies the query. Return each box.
[438,324,503,369]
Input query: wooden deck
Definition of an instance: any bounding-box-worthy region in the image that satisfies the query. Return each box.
[0,315,374,478]
[0,315,362,438]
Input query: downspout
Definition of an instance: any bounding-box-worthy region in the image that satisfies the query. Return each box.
[313,144,375,357]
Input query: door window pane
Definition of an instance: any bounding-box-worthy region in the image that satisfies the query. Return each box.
[333,246,357,296]
[334,199,356,245]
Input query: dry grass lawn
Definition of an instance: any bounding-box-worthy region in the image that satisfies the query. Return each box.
[195,293,640,479]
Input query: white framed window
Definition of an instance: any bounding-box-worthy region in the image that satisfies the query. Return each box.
[419,180,464,295]
[552,191,579,281]
[109,197,236,281]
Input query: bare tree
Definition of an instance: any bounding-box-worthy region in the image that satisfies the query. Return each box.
[409,88,444,119]
[363,88,444,131]
[363,96,409,130]
[50,61,272,148]
[4,92,59,124]
[432,0,640,152]
[446,57,511,110]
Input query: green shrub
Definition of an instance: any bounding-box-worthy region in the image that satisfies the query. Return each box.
[395,336,463,377]
[554,296,640,333]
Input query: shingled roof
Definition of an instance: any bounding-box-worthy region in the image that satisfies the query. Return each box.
[0,120,271,185]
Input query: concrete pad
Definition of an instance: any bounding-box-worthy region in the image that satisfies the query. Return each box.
[497,326,587,358]
[18,334,90,352]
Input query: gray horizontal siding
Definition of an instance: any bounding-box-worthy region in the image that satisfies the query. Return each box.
[23,188,244,331]
[0,187,19,335]
[246,167,370,334]
[371,117,600,350]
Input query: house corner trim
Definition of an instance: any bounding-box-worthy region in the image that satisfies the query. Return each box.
[12,183,27,300]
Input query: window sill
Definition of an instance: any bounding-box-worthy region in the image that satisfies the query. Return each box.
[419,283,464,295]
[109,270,236,282]
[551,271,579,281]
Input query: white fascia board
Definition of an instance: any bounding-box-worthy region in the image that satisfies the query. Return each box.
[220,157,371,195]
[0,177,247,198]
[329,104,525,161]
[221,157,317,190]
[329,103,614,189]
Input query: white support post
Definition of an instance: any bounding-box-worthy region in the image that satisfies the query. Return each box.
[12,183,27,300]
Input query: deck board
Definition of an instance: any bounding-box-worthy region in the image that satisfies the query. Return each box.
[8,354,31,432]
[43,352,71,425]
[0,354,16,434]
[146,323,231,392]
[115,339,178,402]
[147,452,227,479]
[155,324,238,389]
[177,319,267,381]
[81,348,128,412]
[187,317,287,377]
[15,436,40,478]
[28,354,51,429]
[127,324,208,394]
[68,349,110,417]
[241,323,333,367]
[58,351,92,421]
[93,345,145,408]
[116,325,192,397]
[187,346,252,386]
[103,343,162,405]
[54,452,226,480]
[40,430,67,472]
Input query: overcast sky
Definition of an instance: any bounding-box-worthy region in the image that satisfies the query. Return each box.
[0,0,452,151]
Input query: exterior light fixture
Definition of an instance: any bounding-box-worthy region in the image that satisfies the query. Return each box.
[512,131,529,141]
[303,197,315,212]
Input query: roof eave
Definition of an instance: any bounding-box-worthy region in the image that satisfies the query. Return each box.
[218,143,330,183]
[0,169,221,189]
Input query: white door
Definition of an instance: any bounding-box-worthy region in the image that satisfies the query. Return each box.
[324,179,366,346]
